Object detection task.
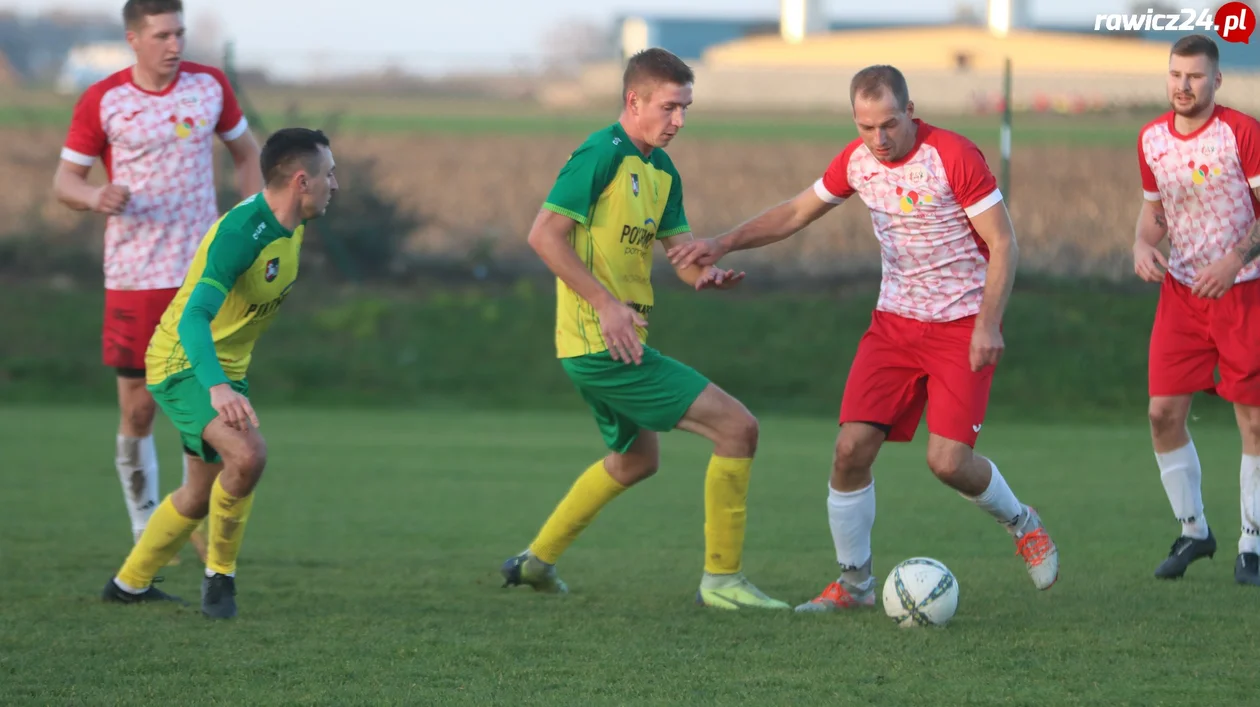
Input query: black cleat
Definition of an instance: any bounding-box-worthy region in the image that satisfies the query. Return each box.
[1154,530,1217,579]
[101,576,187,605]
[201,573,238,619]
[1235,553,1260,586]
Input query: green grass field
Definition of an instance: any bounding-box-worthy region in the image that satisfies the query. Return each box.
[0,88,1150,147]
[3,405,1257,705]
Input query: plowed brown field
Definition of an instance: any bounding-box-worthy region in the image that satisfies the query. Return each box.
[1,126,1139,279]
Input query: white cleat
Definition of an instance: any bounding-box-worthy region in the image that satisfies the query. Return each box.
[1013,506,1058,590]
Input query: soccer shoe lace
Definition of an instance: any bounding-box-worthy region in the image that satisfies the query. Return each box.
[1016,529,1052,563]
[793,579,876,612]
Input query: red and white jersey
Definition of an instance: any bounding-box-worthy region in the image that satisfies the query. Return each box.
[60,62,248,291]
[814,120,1003,322]
[1139,105,1260,286]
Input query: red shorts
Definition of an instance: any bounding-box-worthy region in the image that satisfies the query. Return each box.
[839,310,994,447]
[102,288,178,373]
[1149,273,1260,405]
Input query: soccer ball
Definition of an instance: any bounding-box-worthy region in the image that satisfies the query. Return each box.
[881,557,959,628]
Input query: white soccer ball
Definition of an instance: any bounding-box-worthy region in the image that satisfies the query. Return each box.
[881,557,959,628]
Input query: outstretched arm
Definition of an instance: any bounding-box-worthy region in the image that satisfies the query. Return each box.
[659,232,745,290]
[667,185,839,269]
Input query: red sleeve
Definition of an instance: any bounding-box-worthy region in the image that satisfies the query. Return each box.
[61,84,106,166]
[939,133,1001,217]
[814,140,860,203]
[1223,109,1260,189]
[204,65,247,138]
[1137,127,1160,198]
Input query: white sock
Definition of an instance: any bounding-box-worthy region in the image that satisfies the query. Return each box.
[1241,455,1260,554]
[828,482,875,584]
[116,434,160,542]
[965,459,1026,535]
[182,453,190,486]
[205,568,236,578]
[112,577,145,594]
[1156,441,1208,540]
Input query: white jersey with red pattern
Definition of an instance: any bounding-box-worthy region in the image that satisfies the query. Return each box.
[813,120,1004,323]
[60,62,248,291]
[1138,105,1260,287]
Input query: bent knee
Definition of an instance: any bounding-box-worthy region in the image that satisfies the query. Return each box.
[1148,400,1189,435]
[728,412,759,454]
[231,437,268,479]
[926,450,967,483]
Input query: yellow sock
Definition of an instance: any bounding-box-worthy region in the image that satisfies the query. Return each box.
[704,456,753,575]
[206,476,256,576]
[529,459,628,564]
[116,496,201,589]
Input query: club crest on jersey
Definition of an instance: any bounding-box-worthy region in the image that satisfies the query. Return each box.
[895,186,933,213]
[631,173,640,196]
[265,257,279,282]
[906,165,928,183]
[1189,160,1222,185]
[170,114,207,139]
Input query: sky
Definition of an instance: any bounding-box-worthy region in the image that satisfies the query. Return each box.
[3,0,1140,79]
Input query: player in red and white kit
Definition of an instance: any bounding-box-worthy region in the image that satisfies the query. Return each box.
[668,64,1059,610]
[52,0,261,560]
[1133,35,1260,586]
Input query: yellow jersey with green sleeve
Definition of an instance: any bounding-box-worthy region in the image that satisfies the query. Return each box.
[541,122,690,359]
[144,192,304,388]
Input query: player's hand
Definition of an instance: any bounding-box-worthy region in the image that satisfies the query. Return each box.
[1133,240,1168,283]
[1192,252,1243,299]
[91,184,130,215]
[970,323,1004,372]
[668,238,727,270]
[210,383,259,431]
[694,267,745,291]
[596,299,648,365]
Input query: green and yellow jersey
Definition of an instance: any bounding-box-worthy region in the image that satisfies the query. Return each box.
[542,122,690,359]
[145,192,304,388]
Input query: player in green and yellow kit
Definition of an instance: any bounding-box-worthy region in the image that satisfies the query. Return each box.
[500,48,790,610]
[99,127,338,619]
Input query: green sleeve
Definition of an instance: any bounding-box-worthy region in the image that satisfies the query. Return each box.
[658,166,690,239]
[177,230,259,389]
[541,140,619,225]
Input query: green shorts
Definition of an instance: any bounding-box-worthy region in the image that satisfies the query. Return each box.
[147,369,250,463]
[561,346,710,453]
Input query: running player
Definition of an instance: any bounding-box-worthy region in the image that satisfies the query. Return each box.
[1132,34,1260,585]
[52,0,261,561]
[99,127,337,618]
[668,64,1059,611]
[499,48,789,610]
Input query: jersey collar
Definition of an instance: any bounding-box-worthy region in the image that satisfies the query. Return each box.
[254,194,294,238]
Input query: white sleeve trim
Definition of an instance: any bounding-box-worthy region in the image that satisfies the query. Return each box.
[963,188,1003,218]
[1248,174,1260,189]
[1143,190,1162,201]
[813,177,846,205]
[219,117,249,141]
[60,147,95,166]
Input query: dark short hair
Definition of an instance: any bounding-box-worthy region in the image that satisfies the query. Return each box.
[850,65,910,111]
[622,48,694,101]
[261,128,331,187]
[1171,34,1220,67]
[123,0,183,30]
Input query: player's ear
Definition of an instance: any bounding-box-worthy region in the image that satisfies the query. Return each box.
[905,100,915,119]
